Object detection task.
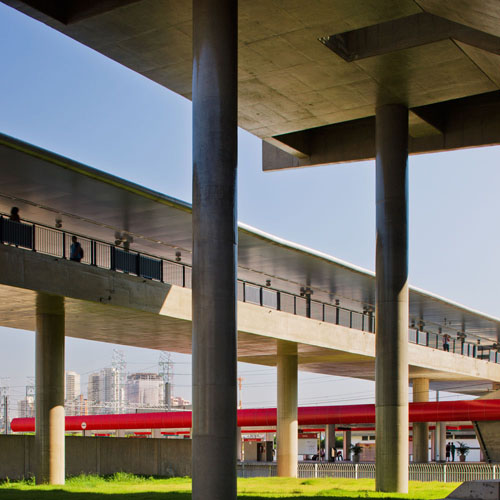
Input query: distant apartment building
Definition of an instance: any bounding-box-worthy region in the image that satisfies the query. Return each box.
[126,373,164,407]
[17,395,35,418]
[65,371,81,415]
[87,367,122,414]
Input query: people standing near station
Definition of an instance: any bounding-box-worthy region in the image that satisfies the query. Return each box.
[9,206,20,222]
[443,334,450,352]
[446,442,451,461]
[451,442,456,462]
[70,235,84,262]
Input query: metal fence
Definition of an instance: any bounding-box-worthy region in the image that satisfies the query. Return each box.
[0,214,497,364]
[237,462,500,482]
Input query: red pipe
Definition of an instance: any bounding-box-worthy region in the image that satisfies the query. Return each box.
[11,399,500,433]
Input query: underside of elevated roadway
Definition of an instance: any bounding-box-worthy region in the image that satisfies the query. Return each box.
[4,0,500,168]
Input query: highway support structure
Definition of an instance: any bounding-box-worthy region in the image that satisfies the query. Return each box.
[35,293,65,485]
[277,340,298,477]
[191,1,238,500]
[413,378,430,463]
[375,103,409,493]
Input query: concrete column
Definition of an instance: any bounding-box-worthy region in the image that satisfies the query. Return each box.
[430,428,436,462]
[277,340,298,477]
[35,293,65,485]
[192,1,237,500]
[236,427,242,462]
[375,103,409,493]
[412,378,430,462]
[438,422,447,462]
[325,424,336,461]
[343,429,352,461]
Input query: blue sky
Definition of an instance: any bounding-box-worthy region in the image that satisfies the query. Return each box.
[1,3,499,412]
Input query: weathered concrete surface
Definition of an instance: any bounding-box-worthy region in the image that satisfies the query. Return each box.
[0,244,499,387]
[0,435,191,480]
[446,480,500,500]
[5,0,500,147]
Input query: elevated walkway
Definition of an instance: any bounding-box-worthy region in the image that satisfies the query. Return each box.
[1,222,499,389]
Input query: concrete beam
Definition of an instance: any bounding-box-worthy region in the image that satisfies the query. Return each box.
[277,340,298,477]
[16,0,141,25]
[263,91,500,170]
[320,13,500,62]
[35,293,65,484]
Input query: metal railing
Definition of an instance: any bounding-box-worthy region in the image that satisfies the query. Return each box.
[237,462,500,482]
[1,214,497,364]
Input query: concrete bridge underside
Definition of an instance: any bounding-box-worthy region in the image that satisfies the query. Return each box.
[2,243,498,388]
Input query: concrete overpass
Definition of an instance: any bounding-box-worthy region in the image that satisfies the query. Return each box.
[3,0,500,494]
[1,132,500,481]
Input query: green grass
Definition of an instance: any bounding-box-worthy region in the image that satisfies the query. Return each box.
[0,475,459,499]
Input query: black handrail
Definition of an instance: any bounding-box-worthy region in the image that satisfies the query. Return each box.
[1,215,497,364]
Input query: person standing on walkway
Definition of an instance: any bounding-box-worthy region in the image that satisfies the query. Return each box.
[450,442,456,462]
[9,206,20,222]
[446,442,451,462]
[70,235,84,262]
[443,334,450,352]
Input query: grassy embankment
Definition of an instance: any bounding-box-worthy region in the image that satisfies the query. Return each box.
[0,473,459,499]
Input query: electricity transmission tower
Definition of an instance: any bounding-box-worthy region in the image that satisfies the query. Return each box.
[159,352,174,410]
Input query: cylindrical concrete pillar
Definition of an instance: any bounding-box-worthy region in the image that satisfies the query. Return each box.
[438,422,447,462]
[236,427,242,462]
[343,429,352,461]
[35,293,65,485]
[192,1,238,498]
[412,378,429,462]
[375,103,409,493]
[325,424,336,461]
[277,340,298,477]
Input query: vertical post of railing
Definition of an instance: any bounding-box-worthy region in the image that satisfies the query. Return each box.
[91,241,96,266]
[314,463,318,478]
[355,463,358,480]
[136,253,141,277]
[416,330,419,345]
[32,224,36,251]
[426,332,429,347]
[362,313,365,331]
[182,265,186,287]
[110,246,116,271]
[276,291,281,311]
[259,286,263,307]
[0,216,3,243]
[336,306,340,325]
[322,303,325,322]
[306,294,311,318]
[436,335,439,349]
[349,311,352,329]
[443,463,447,483]
[62,232,66,259]
[160,260,164,283]
[294,296,296,315]
[242,282,246,303]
